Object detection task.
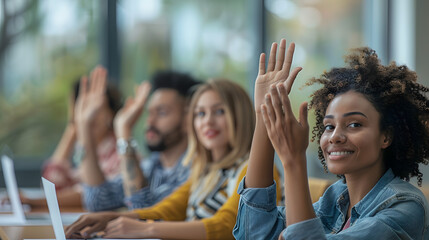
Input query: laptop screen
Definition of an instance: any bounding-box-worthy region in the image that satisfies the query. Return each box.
[0,155,26,224]
[42,177,66,240]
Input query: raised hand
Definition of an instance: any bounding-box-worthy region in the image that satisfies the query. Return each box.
[114,82,151,139]
[73,66,109,185]
[74,66,108,129]
[245,39,303,189]
[260,55,315,228]
[261,82,309,167]
[254,39,302,113]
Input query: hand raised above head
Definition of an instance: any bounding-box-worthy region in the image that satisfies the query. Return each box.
[74,66,109,127]
[261,82,309,167]
[254,39,302,113]
[114,81,151,139]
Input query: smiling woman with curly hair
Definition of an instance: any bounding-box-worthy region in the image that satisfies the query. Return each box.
[233,39,429,240]
[308,47,429,186]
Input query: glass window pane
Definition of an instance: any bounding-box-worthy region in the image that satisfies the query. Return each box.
[118,0,251,146]
[118,0,251,90]
[0,0,100,161]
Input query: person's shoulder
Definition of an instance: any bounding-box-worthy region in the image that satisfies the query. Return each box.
[384,178,428,206]
[377,178,429,236]
[378,177,429,218]
[373,178,429,226]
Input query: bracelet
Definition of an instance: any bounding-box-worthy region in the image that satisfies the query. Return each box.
[116,138,138,155]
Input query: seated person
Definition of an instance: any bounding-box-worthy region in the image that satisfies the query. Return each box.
[233,39,429,239]
[65,79,283,239]
[23,73,122,209]
[82,70,200,211]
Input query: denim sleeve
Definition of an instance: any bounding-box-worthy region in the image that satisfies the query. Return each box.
[233,177,286,240]
[282,198,426,240]
[281,218,325,239]
[282,217,418,240]
[82,178,125,212]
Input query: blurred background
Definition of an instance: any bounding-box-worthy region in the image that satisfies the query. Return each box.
[0,0,428,187]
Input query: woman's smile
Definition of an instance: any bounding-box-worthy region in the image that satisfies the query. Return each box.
[204,129,220,139]
[320,91,389,176]
[327,150,355,160]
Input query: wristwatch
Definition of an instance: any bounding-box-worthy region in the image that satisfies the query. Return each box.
[116,138,138,155]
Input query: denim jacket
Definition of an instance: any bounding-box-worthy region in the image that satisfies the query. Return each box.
[233,169,429,240]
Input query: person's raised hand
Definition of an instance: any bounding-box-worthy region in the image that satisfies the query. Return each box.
[254,39,302,114]
[261,78,309,168]
[74,66,108,129]
[114,82,151,139]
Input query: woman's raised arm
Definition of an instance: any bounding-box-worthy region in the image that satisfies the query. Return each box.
[245,39,302,188]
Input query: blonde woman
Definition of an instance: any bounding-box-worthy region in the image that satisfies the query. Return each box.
[65,79,283,239]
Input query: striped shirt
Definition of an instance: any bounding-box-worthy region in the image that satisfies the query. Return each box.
[186,160,247,220]
[82,152,189,211]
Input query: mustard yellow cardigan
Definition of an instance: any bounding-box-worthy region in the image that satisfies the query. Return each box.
[133,165,282,239]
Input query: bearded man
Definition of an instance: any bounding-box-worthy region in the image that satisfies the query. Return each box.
[82,71,199,211]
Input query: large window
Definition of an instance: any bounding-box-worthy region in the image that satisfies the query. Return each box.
[0,0,255,170]
[1,0,426,186]
[0,0,100,160]
[117,0,253,146]
[118,0,252,89]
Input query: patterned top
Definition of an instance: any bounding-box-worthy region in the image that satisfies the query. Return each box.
[186,160,247,220]
[82,152,189,211]
[133,162,283,239]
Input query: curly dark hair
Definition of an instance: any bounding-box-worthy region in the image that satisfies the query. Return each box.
[151,70,201,99]
[307,47,429,186]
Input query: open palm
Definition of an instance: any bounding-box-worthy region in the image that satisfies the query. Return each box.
[74,66,108,127]
[114,81,151,139]
[257,39,308,166]
[254,39,301,112]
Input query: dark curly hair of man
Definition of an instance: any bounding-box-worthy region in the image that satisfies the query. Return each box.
[307,47,429,186]
[151,70,200,99]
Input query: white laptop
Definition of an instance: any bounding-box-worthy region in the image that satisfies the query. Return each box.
[0,155,83,226]
[33,177,159,240]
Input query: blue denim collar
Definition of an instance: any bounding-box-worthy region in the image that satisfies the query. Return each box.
[353,169,394,214]
[336,169,395,220]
